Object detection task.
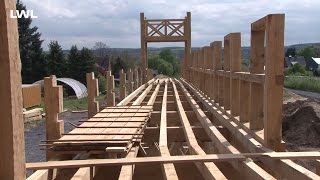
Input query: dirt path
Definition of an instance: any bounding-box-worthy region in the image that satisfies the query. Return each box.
[286,88,320,101]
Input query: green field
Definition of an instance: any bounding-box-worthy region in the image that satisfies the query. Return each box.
[284,76,320,93]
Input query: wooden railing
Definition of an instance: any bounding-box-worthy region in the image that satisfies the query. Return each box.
[182,14,285,151]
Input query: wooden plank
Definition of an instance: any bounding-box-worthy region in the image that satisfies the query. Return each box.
[147,80,161,105]
[128,68,134,94]
[159,80,179,179]
[26,152,320,170]
[264,14,285,151]
[171,80,227,180]
[180,78,320,180]
[107,72,115,107]
[117,79,155,106]
[132,83,153,105]
[251,16,266,31]
[176,79,275,180]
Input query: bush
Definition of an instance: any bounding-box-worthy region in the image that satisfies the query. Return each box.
[287,64,307,76]
[284,76,320,93]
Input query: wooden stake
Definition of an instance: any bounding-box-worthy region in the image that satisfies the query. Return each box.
[0,0,26,178]
[128,68,134,94]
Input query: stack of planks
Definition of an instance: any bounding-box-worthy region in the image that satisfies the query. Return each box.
[49,106,153,154]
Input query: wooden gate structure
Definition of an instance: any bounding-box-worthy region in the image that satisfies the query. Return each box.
[1,0,320,179]
[140,12,191,83]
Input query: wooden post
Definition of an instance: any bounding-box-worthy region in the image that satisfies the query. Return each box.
[106,71,115,107]
[120,69,126,100]
[147,69,153,80]
[128,68,134,93]
[86,72,99,118]
[140,12,148,84]
[229,33,241,116]
[263,14,285,151]
[223,36,231,110]
[203,46,209,97]
[249,28,265,130]
[0,0,26,178]
[184,12,191,81]
[134,68,139,89]
[44,75,64,160]
[212,41,222,103]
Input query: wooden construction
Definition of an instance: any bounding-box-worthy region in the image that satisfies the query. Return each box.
[44,75,64,160]
[106,71,115,107]
[1,7,320,179]
[22,84,41,108]
[140,12,191,83]
[0,0,26,179]
[119,69,127,101]
[87,72,99,118]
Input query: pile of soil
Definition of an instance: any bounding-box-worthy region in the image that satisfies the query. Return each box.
[283,99,320,149]
[282,99,320,172]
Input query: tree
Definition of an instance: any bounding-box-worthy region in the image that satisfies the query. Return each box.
[17,0,45,83]
[67,45,81,79]
[287,63,307,76]
[46,41,66,78]
[298,46,317,60]
[78,47,95,84]
[285,47,296,57]
[93,42,109,57]
[112,56,128,78]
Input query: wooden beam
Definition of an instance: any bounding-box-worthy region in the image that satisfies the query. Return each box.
[117,79,155,106]
[180,78,320,180]
[26,152,320,170]
[176,79,275,179]
[159,80,179,179]
[120,69,126,100]
[171,80,227,180]
[44,75,64,160]
[0,0,26,178]
[86,72,99,118]
[132,82,153,105]
[106,71,115,107]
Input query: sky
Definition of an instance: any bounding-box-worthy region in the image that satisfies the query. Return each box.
[22,0,320,50]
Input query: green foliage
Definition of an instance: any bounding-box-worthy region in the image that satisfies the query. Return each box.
[284,77,320,93]
[97,75,106,94]
[285,47,296,57]
[111,56,128,78]
[148,49,180,76]
[298,46,318,60]
[46,41,66,77]
[287,63,307,76]
[78,47,95,84]
[17,0,45,83]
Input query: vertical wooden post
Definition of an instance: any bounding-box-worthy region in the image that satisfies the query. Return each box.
[140,12,148,84]
[120,69,127,100]
[208,45,214,100]
[212,41,222,103]
[106,71,115,107]
[0,0,26,178]
[249,30,264,128]
[44,75,64,160]
[147,69,153,80]
[128,68,134,94]
[191,52,195,84]
[86,72,99,118]
[223,36,231,110]
[229,33,241,116]
[184,12,191,81]
[200,48,205,92]
[134,68,139,89]
[264,14,285,151]
[203,46,209,97]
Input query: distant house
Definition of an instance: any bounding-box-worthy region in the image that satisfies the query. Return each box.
[284,56,306,68]
[306,57,320,72]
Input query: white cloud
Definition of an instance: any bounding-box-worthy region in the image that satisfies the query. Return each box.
[22,0,320,49]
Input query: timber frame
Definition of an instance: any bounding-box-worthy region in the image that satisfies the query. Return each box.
[140,12,191,83]
[1,2,320,179]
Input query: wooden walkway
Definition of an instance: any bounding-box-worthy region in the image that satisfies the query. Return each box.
[27,77,320,180]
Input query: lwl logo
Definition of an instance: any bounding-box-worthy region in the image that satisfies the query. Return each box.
[10,10,38,19]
